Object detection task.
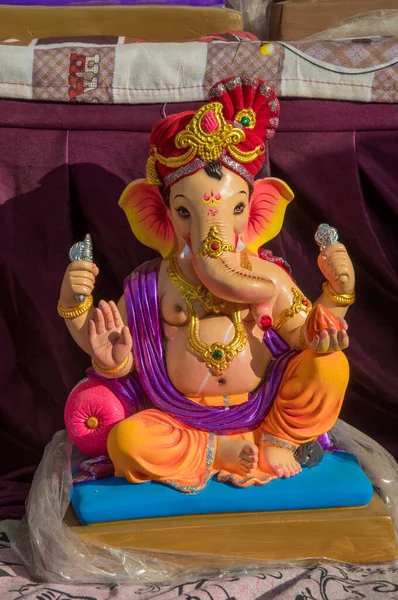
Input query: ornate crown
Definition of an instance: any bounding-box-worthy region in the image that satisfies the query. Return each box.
[146,76,280,188]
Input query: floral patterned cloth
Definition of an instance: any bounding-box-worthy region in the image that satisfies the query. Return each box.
[0,529,397,599]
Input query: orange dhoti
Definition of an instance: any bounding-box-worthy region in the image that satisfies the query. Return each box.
[107,349,349,491]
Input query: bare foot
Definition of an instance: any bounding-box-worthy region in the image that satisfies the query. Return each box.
[214,438,259,476]
[259,445,302,479]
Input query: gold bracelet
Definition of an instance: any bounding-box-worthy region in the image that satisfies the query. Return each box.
[322,281,355,307]
[299,324,307,349]
[91,354,131,376]
[293,325,307,351]
[57,295,93,319]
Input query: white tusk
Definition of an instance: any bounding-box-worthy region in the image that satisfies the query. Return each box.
[236,238,245,252]
[179,244,192,258]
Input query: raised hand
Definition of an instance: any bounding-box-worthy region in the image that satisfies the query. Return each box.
[88,300,132,370]
[317,243,355,294]
[60,260,99,306]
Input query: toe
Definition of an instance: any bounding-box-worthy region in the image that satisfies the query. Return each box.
[244,444,258,458]
[294,462,302,475]
[284,466,294,478]
[241,456,256,468]
[279,463,291,478]
[273,464,284,477]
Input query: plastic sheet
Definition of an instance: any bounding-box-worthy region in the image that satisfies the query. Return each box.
[4,420,398,585]
[226,0,272,38]
[303,9,398,40]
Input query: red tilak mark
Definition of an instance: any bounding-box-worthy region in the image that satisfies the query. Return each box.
[207,208,219,217]
[203,190,222,206]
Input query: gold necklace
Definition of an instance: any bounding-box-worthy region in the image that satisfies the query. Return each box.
[167,256,247,376]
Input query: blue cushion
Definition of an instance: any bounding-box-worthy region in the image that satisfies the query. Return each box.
[71,452,373,525]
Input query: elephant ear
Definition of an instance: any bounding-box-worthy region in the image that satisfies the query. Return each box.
[119,179,177,258]
[241,178,294,252]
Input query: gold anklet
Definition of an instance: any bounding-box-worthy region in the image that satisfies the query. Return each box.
[91,354,130,375]
[322,281,355,306]
[259,432,298,453]
[57,295,93,319]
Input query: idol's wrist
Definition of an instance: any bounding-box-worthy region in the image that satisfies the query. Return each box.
[322,281,355,307]
[91,354,133,378]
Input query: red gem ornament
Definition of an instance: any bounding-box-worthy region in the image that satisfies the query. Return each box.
[302,299,308,307]
[210,242,220,251]
[201,110,219,133]
[259,315,273,330]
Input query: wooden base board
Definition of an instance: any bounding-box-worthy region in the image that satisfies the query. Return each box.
[66,494,398,565]
[0,6,242,42]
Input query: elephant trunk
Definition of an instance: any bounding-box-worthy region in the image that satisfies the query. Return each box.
[191,224,275,305]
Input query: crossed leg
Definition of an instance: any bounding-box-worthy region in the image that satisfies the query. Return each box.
[108,349,349,489]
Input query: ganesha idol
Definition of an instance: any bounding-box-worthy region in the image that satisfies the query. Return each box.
[60,76,356,493]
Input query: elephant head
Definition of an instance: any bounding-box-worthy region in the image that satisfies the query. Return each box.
[119,162,293,304]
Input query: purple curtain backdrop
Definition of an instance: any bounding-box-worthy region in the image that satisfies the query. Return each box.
[0,99,397,518]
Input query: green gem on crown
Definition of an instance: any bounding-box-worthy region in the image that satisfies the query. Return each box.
[241,116,251,127]
[212,349,224,361]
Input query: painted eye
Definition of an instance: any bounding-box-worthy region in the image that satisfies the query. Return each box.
[233,202,246,215]
[176,206,190,219]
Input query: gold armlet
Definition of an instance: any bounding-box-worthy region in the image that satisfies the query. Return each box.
[91,354,131,376]
[195,226,235,259]
[322,281,355,307]
[274,288,312,332]
[57,295,93,319]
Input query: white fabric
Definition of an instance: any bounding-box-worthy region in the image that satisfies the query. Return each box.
[0,44,33,100]
[112,42,208,104]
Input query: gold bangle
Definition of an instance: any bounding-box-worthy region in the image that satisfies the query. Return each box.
[299,324,307,350]
[57,295,93,319]
[293,325,307,352]
[91,354,131,376]
[322,281,355,307]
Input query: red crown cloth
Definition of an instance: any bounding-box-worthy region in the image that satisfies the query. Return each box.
[146,76,280,188]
